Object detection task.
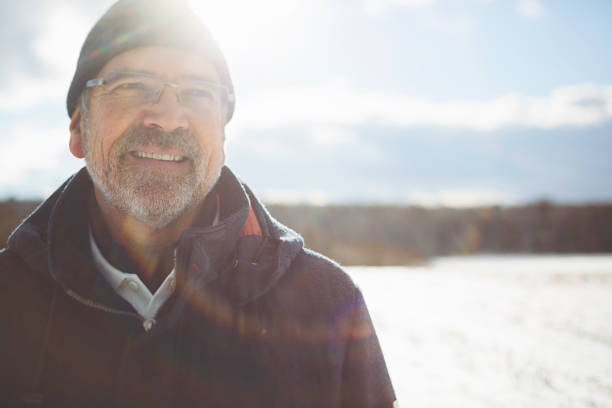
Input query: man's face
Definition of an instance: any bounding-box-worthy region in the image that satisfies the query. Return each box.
[72,46,227,229]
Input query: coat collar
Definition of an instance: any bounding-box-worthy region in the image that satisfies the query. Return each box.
[8,166,304,309]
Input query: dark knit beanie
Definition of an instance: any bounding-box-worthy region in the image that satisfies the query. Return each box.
[66,0,235,122]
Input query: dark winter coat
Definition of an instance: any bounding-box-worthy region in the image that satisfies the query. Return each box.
[0,166,396,407]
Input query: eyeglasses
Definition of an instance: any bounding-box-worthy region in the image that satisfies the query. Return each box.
[85,72,232,113]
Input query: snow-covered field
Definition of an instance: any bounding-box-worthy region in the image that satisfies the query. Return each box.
[348,255,612,408]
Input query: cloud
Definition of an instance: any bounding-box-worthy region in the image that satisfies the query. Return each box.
[517,0,543,18]
[0,0,41,82]
[0,11,84,111]
[406,188,517,207]
[232,81,612,134]
[0,75,66,112]
[361,0,435,16]
[424,13,474,35]
[0,1,107,112]
[473,0,543,17]
[310,125,356,147]
[0,123,82,197]
[32,4,91,76]
[261,188,330,205]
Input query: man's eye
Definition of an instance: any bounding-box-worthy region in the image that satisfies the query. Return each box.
[183,87,214,99]
[112,82,148,92]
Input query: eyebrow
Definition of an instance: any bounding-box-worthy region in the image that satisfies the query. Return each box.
[180,73,220,84]
[102,70,220,84]
[103,70,158,83]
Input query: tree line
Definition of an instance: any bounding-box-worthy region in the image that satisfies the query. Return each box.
[268,201,612,265]
[2,199,611,265]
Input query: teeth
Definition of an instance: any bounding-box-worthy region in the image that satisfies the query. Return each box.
[134,151,184,162]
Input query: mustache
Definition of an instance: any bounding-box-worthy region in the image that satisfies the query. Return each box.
[117,125,202,160]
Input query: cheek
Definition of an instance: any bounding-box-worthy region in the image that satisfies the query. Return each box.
[198,130,225,183]
[87,107,131,164]
[88,126,110,162]
[209,133,226,166]
[195,122,225,156]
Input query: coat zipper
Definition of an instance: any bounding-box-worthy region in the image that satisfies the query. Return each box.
[65,287,143,322]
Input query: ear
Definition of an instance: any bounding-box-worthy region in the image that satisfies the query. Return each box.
[69,106,84,159]
[218,127,226,164]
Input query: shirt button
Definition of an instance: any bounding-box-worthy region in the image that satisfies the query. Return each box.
[128,280,139,291]
[143,319,155,331]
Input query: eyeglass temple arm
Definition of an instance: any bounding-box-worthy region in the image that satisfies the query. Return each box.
[85,78,104,88]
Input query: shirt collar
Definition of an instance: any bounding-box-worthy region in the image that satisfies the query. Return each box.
[89,227,133,291]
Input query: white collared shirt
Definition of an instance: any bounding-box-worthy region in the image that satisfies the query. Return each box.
[89,230,176,331]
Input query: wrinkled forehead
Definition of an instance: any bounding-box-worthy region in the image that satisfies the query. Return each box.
[97,46,221,83]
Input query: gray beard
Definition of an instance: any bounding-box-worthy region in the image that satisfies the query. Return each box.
[83,123,214,229]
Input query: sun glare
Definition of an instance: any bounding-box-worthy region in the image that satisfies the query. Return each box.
[189,0,302,60]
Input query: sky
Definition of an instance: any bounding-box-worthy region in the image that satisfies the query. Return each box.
[0,0,611,206]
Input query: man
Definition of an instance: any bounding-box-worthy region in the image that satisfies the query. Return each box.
[0,0,396,406]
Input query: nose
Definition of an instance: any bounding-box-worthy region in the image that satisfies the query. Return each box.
[142,84,189,132]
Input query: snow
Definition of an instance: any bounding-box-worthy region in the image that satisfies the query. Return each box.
[348,255,612,408]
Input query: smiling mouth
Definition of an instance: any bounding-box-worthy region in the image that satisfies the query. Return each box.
[130,151,187,162]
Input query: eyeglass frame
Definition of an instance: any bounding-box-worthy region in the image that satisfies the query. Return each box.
[84,71,234,113]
